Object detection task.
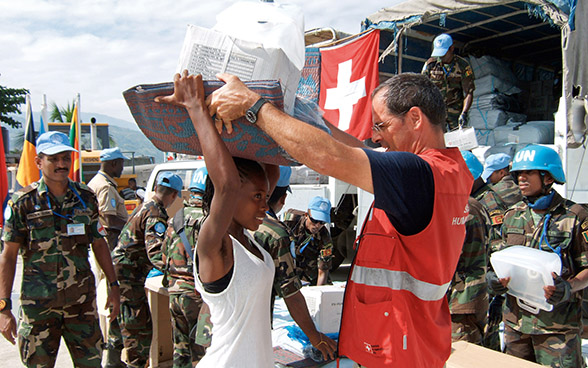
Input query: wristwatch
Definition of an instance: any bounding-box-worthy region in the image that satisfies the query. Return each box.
[245,98,269,124]
[0,298,11,312]
[109,280,120,288]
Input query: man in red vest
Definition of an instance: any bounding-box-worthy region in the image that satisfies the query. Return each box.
[198,71,472,367]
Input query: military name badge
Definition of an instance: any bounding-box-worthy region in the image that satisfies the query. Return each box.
[154,222,166,236]
[67,223,86,236]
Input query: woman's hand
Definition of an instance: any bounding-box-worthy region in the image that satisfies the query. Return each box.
[155,70,205,111]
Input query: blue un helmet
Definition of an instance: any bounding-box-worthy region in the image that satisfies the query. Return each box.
[461,150,483,180]
[511,145,565,184]
[190,166,208,193]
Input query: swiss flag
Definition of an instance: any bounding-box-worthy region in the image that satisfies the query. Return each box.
[319,30,380,141]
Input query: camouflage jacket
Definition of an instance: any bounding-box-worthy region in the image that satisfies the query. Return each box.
[475,183,508,255]
[161,197,204,294]
[252,209,303,303]
[491,175,523,208]
[448,197,490,315]
[283,209,333,285]
[497,191,588,334]
[111,197,169,302]
[422,54,475,109]
[2,178,104,308]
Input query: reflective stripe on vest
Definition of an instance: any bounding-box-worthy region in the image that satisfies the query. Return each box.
[350,265,450,301]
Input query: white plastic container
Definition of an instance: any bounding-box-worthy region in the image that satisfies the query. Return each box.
[490,246,561,314]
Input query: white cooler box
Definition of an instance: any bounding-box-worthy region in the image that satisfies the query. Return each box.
[300,284,345,334]
[490,246,561,314]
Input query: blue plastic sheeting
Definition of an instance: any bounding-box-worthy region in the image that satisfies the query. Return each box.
[545,0,576,29]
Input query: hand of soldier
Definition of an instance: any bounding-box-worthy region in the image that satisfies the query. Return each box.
[458,112,468,128]
[488,295,504,327]
[309,332,337,361]
[106,285,121,322]
[0,311,17,344]
[545,272,572,305]
[487,271,509,295]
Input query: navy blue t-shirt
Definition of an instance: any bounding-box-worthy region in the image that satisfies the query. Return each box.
[363,149,435,235]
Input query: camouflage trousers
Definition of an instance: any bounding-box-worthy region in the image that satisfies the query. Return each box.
[483,322,502,351]
[451,313,486,345]
[18,301,103,368]
[446,102,463,132]
[110,298,152,368]
[169,292,206,368]
[504,325,586,367]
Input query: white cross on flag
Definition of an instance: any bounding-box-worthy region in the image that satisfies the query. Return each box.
[319,30,380,141]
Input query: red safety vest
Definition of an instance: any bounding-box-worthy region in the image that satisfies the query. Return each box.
[339,148,472,367]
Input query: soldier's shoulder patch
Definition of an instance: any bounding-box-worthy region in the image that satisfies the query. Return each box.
[110,198,117,208]
[582,230,588,243]
[154,221,166,236]
[97,222,107,237]
[4,204,13,221]
[490,214,504,226]
[321,248,333,258]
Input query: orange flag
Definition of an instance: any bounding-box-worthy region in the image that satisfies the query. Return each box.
[16,95,40,188]
[68,104,82,182]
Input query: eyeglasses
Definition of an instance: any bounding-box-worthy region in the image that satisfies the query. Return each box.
[372,118,394,133]
[308,216,325,225]
[371,110,410,133]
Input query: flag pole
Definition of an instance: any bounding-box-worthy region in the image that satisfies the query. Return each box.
[77,93,83,181]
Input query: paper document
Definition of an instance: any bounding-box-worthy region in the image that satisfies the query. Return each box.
[176,25,300,114]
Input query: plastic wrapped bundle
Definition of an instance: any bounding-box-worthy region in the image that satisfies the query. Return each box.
[472,93,522,112]
[123,80,330,166]
[475,129,495,146]
[468,55,518,84]
[469,109,508,130]
[474,75,522,97]
[493,121,554,145]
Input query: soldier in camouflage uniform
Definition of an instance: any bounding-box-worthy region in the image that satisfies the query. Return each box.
[463,151,510,350]
[110,172,183,368]
[252,167,337,360]
[0,132,120,368]
[449,152,491,344]
[283,196,334,286]
[482,153,523,208]
[422,33,475,131]
[488,145,588,367]
[161,167,207,368]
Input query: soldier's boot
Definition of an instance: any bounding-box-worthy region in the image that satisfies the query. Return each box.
[104,344,126,368]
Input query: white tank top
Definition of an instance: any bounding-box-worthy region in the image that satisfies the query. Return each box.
[194,230,275,367]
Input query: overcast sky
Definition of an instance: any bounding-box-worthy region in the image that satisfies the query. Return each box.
[0,0,392,125]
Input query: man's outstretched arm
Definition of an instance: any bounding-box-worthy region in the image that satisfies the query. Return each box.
[208,73,375,194]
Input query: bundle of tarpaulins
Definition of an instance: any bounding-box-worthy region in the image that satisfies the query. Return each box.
[468,54,533,146]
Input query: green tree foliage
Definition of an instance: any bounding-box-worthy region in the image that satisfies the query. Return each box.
[50,100,76,122]
[0,85,29,128]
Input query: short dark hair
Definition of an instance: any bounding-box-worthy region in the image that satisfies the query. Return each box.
[202,157,266,216]
[128,178,136,184]
[268,186,288,207]
[372,73,446,127]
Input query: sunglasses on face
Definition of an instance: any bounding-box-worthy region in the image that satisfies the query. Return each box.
[308,216,325,225]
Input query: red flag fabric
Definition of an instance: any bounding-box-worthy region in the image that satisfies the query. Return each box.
[0,128,9,228]
[318,30,380,141]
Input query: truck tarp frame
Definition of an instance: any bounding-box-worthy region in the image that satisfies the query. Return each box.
[363,0,586,148]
